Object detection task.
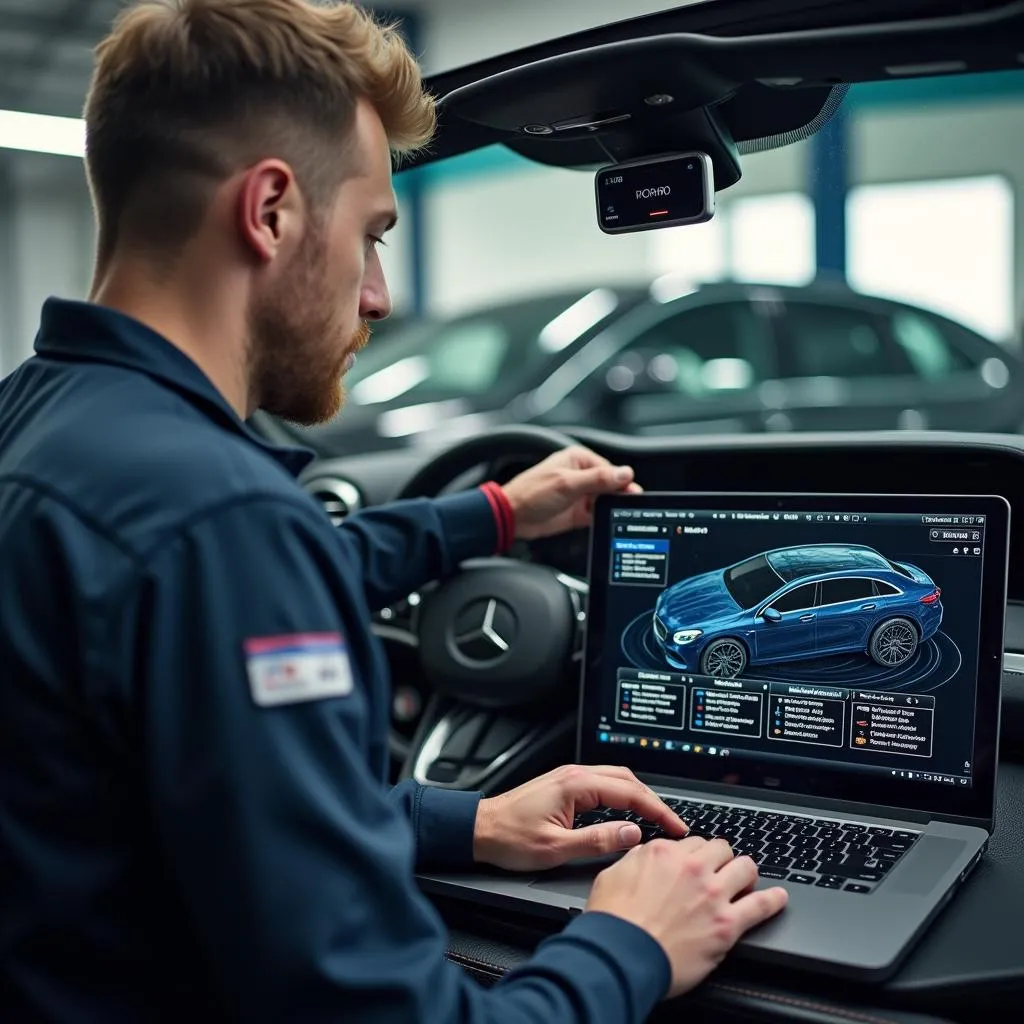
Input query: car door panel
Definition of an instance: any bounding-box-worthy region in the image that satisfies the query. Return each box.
[769,299,918,431]
[815,577,880,654]
[754,583,819,664]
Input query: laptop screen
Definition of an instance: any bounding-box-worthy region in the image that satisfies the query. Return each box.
[579,493,1009,823]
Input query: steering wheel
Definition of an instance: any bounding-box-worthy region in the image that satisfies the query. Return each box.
[396,423,579,501]
[390,425,586,792]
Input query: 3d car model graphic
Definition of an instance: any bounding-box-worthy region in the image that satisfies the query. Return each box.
[652,544,943,678]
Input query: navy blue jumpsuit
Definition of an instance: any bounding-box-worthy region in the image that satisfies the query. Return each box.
[0,299,669,1023]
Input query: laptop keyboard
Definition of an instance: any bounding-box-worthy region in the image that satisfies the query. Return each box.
[573,795,920,894]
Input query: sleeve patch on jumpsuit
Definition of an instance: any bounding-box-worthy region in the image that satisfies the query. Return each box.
[244,633,353,707]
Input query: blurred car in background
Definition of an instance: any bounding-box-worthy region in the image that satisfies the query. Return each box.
[282,279,1024,455]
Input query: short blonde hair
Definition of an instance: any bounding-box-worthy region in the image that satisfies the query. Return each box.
[84,0,435,267]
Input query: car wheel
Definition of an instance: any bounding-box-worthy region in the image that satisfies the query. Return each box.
[869,617,919,667]
[700,638,747,678]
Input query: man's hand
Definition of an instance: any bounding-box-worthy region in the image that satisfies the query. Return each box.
[588,838,788,999]
[472,764,687,872]
[501,445,642,540]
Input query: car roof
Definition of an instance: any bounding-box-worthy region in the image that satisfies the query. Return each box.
[411,2,1022,175]
[765,544,891,582]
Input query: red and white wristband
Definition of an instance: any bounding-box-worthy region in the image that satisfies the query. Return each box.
[479,481,516,554]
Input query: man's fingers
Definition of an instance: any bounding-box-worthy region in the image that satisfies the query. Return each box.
[582,765,688,834]
[693,836,737,871]
[714,853,759,896]
[584,765,644,781]
[580,765,689,833]
[565,772,687,836]
[564,463,636,498]
[560,444,612,471]
[730,885,789,932]
[562,821,643,859]
[676,835,713,855]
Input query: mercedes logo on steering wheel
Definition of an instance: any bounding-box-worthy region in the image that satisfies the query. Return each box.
[451,597,518,665]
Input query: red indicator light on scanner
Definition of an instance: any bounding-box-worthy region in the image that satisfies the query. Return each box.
[649,209,669,217]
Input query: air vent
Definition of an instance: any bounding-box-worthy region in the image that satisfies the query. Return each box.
[303,476,362,526]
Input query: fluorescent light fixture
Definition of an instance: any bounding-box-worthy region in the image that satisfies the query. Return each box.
[538,288,618,353]
[377,399,468,438]
[650,273,697,304]
[0,109,86,158]
[411,412,497,448]
[349,356,429,405]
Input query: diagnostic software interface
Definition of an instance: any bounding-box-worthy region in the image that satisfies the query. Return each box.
[592,502,989,789]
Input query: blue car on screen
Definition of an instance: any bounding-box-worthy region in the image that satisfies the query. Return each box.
[652,544,943,678]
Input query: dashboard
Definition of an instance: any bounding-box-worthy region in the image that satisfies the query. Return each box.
[278,424,1024,761]
[290,427,1024,604]
[265,426,1024,1017]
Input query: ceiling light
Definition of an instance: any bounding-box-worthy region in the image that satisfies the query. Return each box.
[650,273,697,304]
[885,61,967,77]
[538,288,618,352]
[349,356,429,405]
[0,109,85,157]
[377,400,467,438]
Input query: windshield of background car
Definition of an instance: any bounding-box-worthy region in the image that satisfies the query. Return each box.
[345,292,597,406]
[723,554,784,609]
[290,59,1023,454]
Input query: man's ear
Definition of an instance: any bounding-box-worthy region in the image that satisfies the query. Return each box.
[237,159,302,263]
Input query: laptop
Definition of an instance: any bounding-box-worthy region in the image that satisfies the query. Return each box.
[419,492,1009,981]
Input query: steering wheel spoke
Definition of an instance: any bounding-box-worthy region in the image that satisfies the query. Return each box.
[387,426,585,783]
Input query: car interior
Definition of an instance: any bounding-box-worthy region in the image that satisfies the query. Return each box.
[250,1,1024,1021]
[4,0,1024,1020]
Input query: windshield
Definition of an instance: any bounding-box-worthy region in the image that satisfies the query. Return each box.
[290,63,1023,454]
[723,554,784,609]
[1,7,1019,457]
[345,291,605,407]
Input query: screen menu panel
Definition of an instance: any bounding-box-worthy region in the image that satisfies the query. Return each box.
[592,505,987,789]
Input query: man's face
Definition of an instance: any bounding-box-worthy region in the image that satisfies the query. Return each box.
[251,99,396,425]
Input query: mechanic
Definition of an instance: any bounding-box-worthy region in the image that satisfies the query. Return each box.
[0,2,786,1022]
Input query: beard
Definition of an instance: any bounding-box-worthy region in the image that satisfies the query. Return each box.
[248,224,370,426]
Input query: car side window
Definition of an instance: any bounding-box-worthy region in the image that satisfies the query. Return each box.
[778,302,914,379]
[607,300,772,387]
[820,577,875,605]
[426,321,510,392]
[872,579,901,597]
[580,300,776,431]
[769,583,818,614]
[347,319,510,404]
[889,310,975,378]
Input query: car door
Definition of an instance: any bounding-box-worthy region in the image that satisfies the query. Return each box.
[815,576,881,655]
[769,298,920,431]
[884,306,1021,432]
[540,297,777,436]
[754,582,819,664]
